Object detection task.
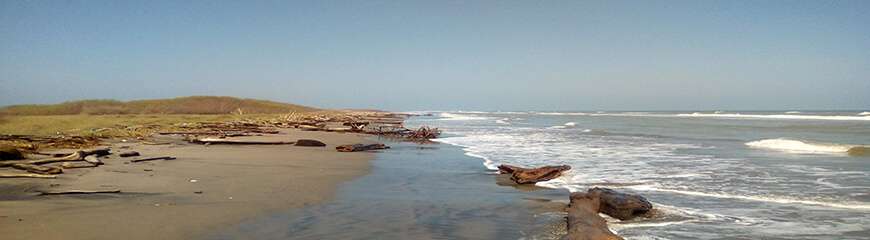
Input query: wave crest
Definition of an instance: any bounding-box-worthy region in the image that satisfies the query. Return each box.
[746,138,869,157]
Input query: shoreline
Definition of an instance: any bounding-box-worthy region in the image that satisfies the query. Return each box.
[0,128,378,240]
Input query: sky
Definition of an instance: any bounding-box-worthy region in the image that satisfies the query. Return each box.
[1,0,868,111]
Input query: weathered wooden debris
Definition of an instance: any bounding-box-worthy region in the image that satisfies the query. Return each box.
[336,144,390,152]
[0,146,25,160]
[0,148,112,175]
[295,139,326,147]
[1,134,101,150]
[588,187,653,220]
[0,173,58,179]
[10,163,62,174]
[130,157,177,163]
[497,164,571,184]
[36,189,122,196]
[561,191,624,240]
[188,138,293,145]
[61,161,99,169]
[560,188,654,240]
[119,151,140,157]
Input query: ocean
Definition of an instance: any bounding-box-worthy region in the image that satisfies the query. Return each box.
[212,110,870,239]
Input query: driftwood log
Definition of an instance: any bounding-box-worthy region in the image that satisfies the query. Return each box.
[189,138,294,145]
[36,189,121,196]
[0,173,58,179]
[561,191,624,240]
[335,144,390,152]
[295,139,327,147]
[119,151,140,157]
[130,157,177,163]
[497,164,571,184]
[10,163,62,174]
[561,188,654,240]
[588,187,653,220]
[0,149,111,174]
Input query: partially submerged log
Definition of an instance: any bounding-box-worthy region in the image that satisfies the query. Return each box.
[588,187,653,220]
[497,164,571,184]
[36,189,121,196]
[335,144,390,152]
[561,192,624,240]
[560,188,654,240]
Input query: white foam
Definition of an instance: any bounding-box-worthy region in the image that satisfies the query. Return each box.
[537,112,588,116]
[785,111,801,114]
[564,122,578,126]
[676,113,870,121]
[437,112,491,121]
[627,185,870,210]
[859,111,870,116]
[745,138,857,154]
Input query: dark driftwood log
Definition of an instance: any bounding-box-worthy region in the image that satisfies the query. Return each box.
[130,157,177,163]
[36,189,121,196]
[560,192,624,240]
[497,164,571,184]
[119,151,140,157]
[189,138,293,145]
[335,144,390,152]
[295,139,326,147]
[588,187,653,220]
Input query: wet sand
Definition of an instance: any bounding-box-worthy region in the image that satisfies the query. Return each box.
[0,129,377,240]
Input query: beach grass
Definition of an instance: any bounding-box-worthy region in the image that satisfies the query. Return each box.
[0,96,317,116]
[0,114,278,137]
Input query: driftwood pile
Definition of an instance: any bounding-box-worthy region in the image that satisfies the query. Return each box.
[0,148,174,178]
[160,121,280,138]
[1,135,101,152]
[0,149,109,176]
[274,112,441,140]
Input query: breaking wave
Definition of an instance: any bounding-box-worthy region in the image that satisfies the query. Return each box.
[746,138,869,157]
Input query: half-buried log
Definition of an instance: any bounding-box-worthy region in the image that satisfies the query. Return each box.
[36,189,121,196]
[335,144,390,152]
[0,173,58,179]
[497,164,571,184]
[560,191,623,240]
[189,138,293,145]
[588,187,653,220]
[295,139,326,147]
[11,163,62,174]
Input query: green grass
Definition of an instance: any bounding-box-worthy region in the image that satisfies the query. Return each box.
[0,96,318,116]
[0,114,279,137]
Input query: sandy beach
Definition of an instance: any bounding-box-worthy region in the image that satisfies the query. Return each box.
[0,129,378,240]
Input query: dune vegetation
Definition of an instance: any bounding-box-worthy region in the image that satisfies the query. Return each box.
[0,96,324,137]
[0,96,317,116]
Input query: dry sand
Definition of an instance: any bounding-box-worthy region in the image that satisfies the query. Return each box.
[0,129,378,240]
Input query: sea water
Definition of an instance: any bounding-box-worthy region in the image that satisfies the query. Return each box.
[410,110,870,239]
[211,110,870,239]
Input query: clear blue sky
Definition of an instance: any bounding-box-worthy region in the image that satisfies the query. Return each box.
[2,0,868,111]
